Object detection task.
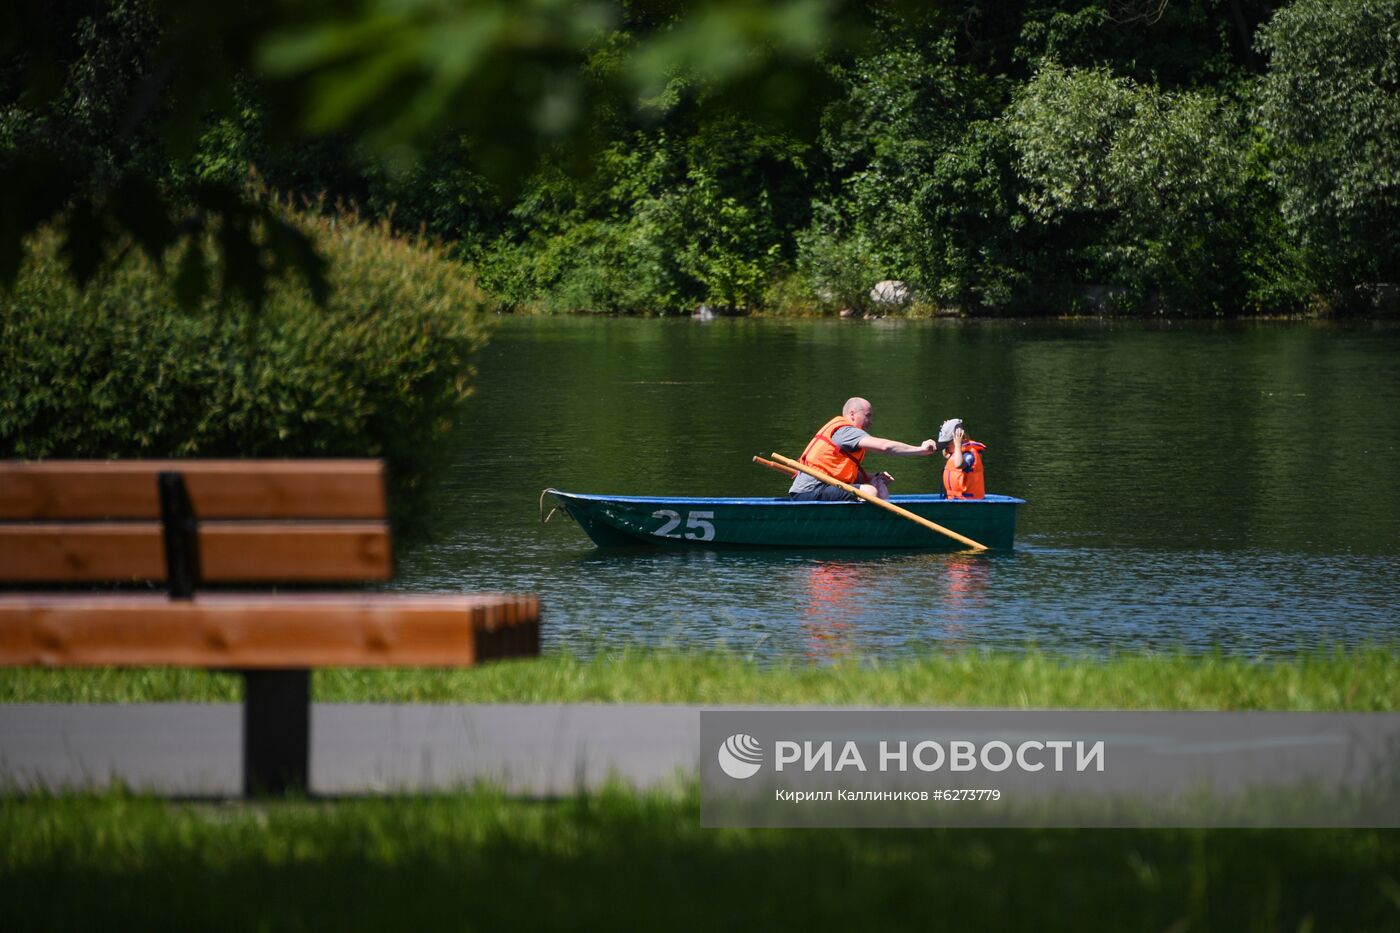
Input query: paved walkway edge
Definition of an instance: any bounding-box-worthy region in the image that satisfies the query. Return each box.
[0,704,702,796]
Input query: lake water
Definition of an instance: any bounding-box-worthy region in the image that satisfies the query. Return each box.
[394,317,1400,660]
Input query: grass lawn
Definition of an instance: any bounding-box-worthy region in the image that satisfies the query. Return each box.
[3,789,1400,932]
[5,648,1399,930]
[3,646,1399,708]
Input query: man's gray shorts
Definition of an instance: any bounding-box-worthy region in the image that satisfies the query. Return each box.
[789,484,858,502]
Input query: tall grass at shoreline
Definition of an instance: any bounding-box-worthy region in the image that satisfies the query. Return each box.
[4,647,1398,708]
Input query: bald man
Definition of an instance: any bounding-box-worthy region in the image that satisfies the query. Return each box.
[788,397,938,501]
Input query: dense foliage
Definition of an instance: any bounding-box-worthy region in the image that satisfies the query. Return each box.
[797,0,1396,316]
[1006,65,1290,313]
[0,205,491,481]
[0,0,859,307]
[386,0,1400,315]
[1256,0,1400,300]
[4,0,1398,316]
[476,119,810,313]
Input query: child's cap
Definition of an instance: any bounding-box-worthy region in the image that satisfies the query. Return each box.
[937,418,964,444]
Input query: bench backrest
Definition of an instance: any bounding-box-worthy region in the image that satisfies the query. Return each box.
[0,460,392,585]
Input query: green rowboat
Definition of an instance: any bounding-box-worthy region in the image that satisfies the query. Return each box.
[543,489,1023,550]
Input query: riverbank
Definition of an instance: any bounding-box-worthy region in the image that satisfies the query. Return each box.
[498,300,1400,321]
[5,647,1398,708]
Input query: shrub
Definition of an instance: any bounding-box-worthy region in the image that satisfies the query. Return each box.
[0,205,492,491]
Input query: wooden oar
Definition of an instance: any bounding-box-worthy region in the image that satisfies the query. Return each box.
[770,451,988,551]
[752,455,798,477]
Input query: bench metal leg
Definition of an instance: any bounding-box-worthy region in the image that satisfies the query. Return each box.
[242,670,310,797]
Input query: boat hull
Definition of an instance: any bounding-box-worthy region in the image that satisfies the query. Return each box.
[544,489,1023,550]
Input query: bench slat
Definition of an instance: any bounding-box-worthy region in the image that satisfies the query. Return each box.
[0,592,540,667]
[0,460,387,519]
[0,522,393,582]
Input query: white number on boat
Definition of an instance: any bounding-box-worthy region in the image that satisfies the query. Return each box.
[651,509,716,541]
[652,510,683,537]
[684,511,715,541]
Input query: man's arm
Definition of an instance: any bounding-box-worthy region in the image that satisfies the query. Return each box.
[857,435,938,456]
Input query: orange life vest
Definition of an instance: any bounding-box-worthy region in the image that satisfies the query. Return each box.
[798,415,868,485]
[942,440,986,499]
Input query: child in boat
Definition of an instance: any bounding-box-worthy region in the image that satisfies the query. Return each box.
[937,418,986,499]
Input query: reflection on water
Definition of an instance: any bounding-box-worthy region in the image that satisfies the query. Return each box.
[799,553,997,660]
[394,318,1400,659]
[935,553,993,653]
[801,561,860,661]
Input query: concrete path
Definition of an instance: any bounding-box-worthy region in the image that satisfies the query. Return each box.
[0,705,701,796]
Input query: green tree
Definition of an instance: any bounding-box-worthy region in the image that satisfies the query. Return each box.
[2,0,861,308]
[1014,0,1281,85]
[479,113,808,314]
[1256,0,1400,300]
[799,33,1056,313]
[1008,63,1294,313]
[1,0,329,307]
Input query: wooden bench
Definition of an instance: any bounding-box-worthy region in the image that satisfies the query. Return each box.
[0,460,540,796]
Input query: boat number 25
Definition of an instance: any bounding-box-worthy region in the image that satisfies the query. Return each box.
[651,509,715,541]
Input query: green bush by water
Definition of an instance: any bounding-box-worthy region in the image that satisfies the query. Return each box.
[0,206,491,489]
